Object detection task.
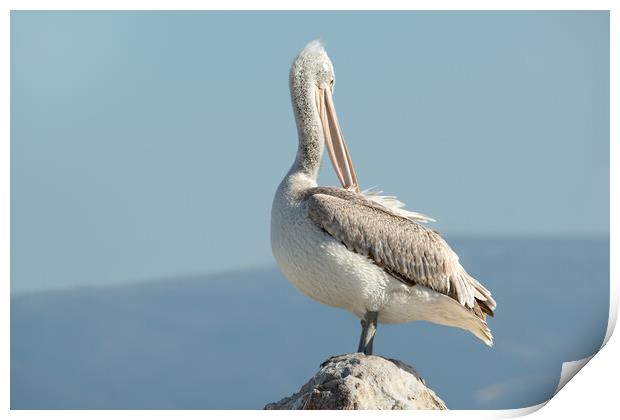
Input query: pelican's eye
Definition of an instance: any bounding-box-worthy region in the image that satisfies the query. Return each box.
[330,79,335,87]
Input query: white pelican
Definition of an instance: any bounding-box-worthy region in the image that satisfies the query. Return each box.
[271,41,496,355]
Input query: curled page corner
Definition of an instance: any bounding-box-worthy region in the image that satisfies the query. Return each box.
[532,271,616,409]
[550,276,620,396]
[499,356,597,419]
[554,355,595,396]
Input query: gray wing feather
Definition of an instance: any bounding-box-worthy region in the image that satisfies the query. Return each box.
[305,187,496,317]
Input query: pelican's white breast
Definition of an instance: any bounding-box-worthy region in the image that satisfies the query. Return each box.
[270,175,393,318]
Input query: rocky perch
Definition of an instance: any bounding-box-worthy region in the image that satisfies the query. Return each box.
[265,353,447,410]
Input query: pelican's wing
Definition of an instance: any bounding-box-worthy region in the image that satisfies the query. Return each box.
[305,186,496,319]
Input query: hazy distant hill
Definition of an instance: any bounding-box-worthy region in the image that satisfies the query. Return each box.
[11,237,609,409]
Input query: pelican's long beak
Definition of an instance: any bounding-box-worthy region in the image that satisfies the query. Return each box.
[315,87,359,192]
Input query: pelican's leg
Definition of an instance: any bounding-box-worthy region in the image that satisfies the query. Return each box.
[357,311,378,355]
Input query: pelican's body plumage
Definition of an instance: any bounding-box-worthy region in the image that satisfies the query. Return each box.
[271,41,496,353]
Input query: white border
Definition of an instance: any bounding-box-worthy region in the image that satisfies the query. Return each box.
[2,1,616,419]
[0,0,617,11]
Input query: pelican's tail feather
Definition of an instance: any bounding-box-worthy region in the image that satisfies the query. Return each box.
[473,319,494,347]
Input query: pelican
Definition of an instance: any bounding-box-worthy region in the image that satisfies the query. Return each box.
[271,41,496,355]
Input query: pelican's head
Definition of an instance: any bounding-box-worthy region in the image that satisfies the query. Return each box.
[290,40,359,191]
[292,40,336,91]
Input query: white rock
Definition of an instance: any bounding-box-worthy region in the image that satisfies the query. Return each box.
[265,353,447,410]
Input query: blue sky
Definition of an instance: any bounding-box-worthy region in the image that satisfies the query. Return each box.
[11,11,609,292]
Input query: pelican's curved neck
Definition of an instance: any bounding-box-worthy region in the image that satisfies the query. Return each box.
[288,74,323,181]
